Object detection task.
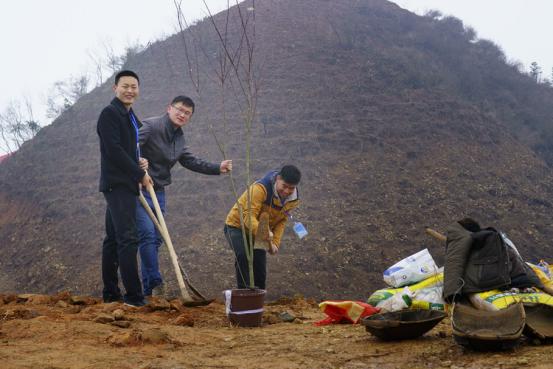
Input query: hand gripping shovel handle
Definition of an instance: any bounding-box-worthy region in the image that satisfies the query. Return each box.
[140,183,193,302]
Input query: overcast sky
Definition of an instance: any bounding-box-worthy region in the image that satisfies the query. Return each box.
[0,1,229,133]
[1,0,552,154]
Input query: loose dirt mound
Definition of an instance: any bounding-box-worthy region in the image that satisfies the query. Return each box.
[1,293,553,368]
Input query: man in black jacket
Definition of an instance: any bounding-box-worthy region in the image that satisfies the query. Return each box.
[97,70,152,307]
[137,95,232,296]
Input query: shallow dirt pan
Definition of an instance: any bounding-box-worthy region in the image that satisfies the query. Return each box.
[523,303,553,340]
[361,309,446,340]
[451,302,525,350]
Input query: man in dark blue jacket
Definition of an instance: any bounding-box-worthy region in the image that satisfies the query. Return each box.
[97,70,152,307]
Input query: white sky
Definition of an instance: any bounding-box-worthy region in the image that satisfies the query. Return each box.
[0,1,230,132]
[0,0,552,154]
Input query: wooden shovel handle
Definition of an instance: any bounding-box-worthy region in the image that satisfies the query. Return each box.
[142,183,193,302]
[138,192,162,232]
[425,228,447,242]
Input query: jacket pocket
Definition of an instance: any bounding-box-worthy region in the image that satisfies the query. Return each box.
[472,256,506,288]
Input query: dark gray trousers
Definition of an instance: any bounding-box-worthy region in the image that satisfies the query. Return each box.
[224,225,267,289]
[102,187,144,304]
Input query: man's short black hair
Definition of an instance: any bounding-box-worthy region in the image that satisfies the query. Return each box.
[278,165,301,185]
[115,70,140,85]
[171,95,195,113]
[458,217,481,233]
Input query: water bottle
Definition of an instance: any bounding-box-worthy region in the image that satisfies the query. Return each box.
[293,222,308,239]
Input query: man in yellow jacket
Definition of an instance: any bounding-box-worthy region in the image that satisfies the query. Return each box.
[224,165,301,289]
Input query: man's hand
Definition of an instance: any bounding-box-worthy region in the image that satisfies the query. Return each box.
[139,157,149,171]
[268,242,278,255]
[141,172,153,188]
[220,159,233,173]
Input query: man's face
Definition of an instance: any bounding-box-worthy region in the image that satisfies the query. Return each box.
[275,175,296,199]
[113,76,139,108]
[167,102,193,128]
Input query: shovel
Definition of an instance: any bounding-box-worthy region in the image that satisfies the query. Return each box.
[139,183,213,306]
[425,227,447,242]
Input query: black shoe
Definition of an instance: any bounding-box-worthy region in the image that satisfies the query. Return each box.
[123,299,147,308]
[103,296,123,303]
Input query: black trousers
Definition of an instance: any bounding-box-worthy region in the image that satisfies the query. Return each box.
[224,225,267,289]
[102,187,144,304]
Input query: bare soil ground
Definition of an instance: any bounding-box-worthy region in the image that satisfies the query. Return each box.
[0,293,551,369]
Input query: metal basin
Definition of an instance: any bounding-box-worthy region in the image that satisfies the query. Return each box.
[523,303,553,340]
[361,309,447,340]
[451,302,525,350]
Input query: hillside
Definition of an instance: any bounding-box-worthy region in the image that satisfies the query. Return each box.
[1,0,553,301]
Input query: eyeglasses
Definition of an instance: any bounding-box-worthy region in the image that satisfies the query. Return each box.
[171,105,193,117]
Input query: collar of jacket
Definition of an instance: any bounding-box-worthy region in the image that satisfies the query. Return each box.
[110,97,140,126]
[162,113,183,142]
[111,97,130,115]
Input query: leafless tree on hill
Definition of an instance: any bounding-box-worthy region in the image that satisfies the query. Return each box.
[0,98,41,153]
[46,74,90,119]
[530,61,542,83]
[86,40,146,88]
[46,41,147,121]
[87,49,105,86]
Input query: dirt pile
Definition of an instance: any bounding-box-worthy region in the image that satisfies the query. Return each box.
[1,293,553,369]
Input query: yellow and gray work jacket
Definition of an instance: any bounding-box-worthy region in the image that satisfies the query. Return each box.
[225,171,300,248]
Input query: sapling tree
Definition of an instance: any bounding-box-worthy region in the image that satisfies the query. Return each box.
[174,0,261,288]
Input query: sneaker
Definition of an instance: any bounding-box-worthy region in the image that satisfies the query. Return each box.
[123,299,147,308]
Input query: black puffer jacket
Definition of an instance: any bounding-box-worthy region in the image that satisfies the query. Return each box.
[443,222,510,302]
[443,222,543,302]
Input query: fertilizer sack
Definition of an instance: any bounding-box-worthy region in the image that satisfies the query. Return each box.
[368,273,446,311]
[383,248,439,288]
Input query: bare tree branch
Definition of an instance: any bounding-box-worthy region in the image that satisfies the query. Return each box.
[173,0,262,287]
[0,99,42,152]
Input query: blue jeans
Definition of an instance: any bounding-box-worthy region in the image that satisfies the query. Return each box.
[136,190,165,296]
